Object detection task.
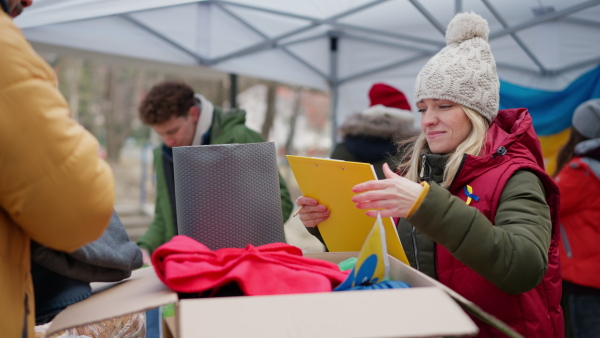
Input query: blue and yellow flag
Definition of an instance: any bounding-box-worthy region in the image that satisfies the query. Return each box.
[500,65,600,174]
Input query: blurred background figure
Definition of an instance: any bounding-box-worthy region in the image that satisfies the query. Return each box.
[331,83,418,179]
[554,99,600,338]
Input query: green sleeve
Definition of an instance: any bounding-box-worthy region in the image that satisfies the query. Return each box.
[408,170,551,294]
[136,149,175,254]
[136,190,169,254]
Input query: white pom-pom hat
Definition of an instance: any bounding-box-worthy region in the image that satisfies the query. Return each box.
[414,12,499,122]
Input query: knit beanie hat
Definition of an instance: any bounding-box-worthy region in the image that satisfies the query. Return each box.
[572,98,600,139]
[414,12,499,123]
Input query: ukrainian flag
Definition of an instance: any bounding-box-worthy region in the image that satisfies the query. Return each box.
[500,65,600,175]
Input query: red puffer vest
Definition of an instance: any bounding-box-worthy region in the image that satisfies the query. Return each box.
[437,109,563,337]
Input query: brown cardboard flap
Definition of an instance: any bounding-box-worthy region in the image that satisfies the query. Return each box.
[305,252,523,338]
[163,315,177,338]
[177,287,477,338]
[44,251,519,338]
[47,267,178,336]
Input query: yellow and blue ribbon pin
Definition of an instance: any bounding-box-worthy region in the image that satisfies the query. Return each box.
[463,185,480,205]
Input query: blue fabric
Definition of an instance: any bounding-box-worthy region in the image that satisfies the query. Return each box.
[31,262,91,325]
[161,144,178,230]
[500,65,600,136]
[201,128,212,145]
[145,308,161,338]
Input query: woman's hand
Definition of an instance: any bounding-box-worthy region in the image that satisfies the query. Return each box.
[351,163,423,218]
[295,196,330,228]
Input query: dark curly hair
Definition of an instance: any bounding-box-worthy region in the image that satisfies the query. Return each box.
[139,80,196,125]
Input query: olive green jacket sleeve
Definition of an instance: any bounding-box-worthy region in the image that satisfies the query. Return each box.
[407,170,552,294]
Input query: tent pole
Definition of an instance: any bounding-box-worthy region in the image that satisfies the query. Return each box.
[482,0,548,75]
[215,1,328,79]
[489,0,600,40]
[330,85,339,147]
[230,73,238,109]
[121,14,208,65]
[408,0,446,35]
[329,32,340,148]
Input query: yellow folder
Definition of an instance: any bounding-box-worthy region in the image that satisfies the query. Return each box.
[286,155,409,265]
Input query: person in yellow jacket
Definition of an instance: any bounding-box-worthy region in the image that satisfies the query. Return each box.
[0,1,115,336]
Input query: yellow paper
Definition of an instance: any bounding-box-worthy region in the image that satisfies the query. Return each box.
[335,215,389,290]
[287,155,409,265]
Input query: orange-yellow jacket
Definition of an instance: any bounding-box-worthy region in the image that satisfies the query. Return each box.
[0,12,115,337]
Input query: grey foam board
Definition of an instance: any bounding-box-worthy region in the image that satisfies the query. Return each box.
[173,142,285,249]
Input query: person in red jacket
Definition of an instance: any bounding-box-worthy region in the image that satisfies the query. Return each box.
[297,12,563,337]
[554,98,600,338]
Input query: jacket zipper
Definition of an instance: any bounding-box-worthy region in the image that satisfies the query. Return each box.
[560,224,573,258]
[420,155,426,180]
[428,160,434,181]
[411,226,420,271]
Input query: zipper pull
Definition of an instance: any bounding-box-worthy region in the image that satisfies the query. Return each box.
[420,155,426,180]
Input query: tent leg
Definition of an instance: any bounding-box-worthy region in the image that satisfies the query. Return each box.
[330,86,339,147]
[230,73,238,108]
[329,33,339,148]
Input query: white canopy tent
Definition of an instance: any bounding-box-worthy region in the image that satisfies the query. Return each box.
[14,0,600,134]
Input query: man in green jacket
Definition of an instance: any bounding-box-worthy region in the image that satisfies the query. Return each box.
[136,80,293,264]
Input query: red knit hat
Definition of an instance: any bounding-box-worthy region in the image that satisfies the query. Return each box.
[368,83,411,111]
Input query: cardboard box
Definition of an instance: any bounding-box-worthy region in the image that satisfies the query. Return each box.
[47,252,519,338]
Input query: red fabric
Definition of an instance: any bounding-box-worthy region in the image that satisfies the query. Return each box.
[368,83,411,111]
[437,109,564,338]
[152,235,349,296]
[557,157,600,288]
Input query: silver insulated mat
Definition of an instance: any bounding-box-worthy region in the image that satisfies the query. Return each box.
[173,142,285,249]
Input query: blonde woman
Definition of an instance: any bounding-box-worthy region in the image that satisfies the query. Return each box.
[298,12,562,338]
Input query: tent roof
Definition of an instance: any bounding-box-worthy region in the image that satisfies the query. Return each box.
[15,0,600,124]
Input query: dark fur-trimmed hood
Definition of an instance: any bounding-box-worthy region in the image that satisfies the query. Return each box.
[339,109,418,140]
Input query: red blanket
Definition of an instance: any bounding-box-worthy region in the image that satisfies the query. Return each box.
[152,235,349,296]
